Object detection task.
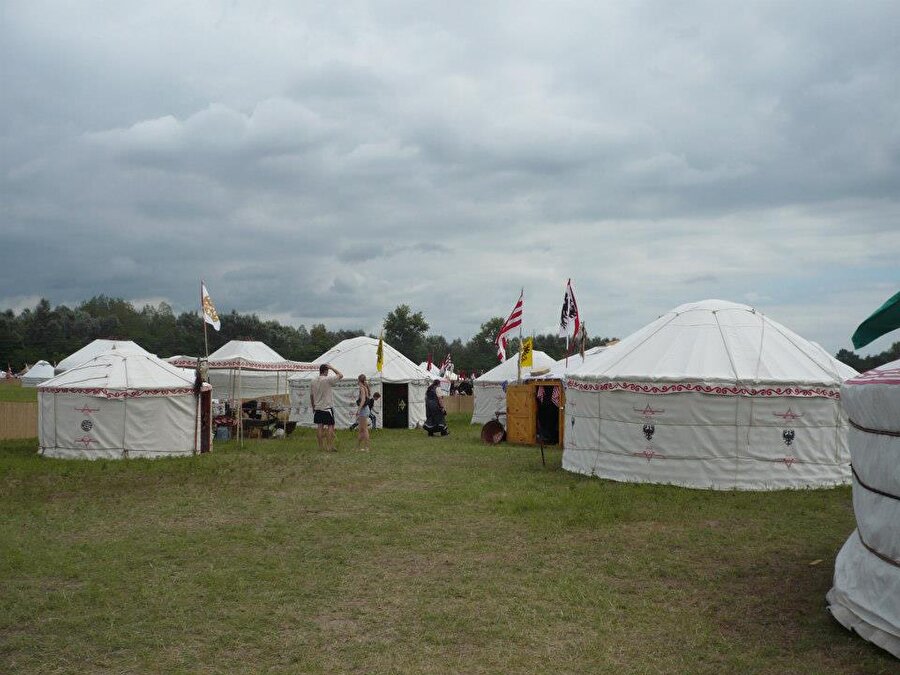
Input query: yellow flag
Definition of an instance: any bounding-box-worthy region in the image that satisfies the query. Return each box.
[376,331,384,372]
[519,337,533,368]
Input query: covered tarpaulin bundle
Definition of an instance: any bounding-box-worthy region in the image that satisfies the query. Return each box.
[471,351,556,425]
[827,359,900,658]
[289,336,431,429]
[563,299,858,490]
[38,349,211,460]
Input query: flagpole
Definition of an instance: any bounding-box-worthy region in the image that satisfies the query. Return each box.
[517,288,523,384]
[201,280,209,359]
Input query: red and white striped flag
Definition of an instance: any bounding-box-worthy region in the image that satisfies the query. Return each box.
[494,290,524,361]
[551,386,560,408]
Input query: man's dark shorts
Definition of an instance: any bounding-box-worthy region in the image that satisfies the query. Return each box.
[314,409,335,426]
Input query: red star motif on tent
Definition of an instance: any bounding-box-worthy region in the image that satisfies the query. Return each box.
[633,404,665,417]
[74,405,100,415]
[773,408,803,421]
[76,436,95,448]
[633,449,665,462]
[781,456,797,468]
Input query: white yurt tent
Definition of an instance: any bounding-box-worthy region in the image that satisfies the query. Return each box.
[56,339,152,374]
[38,349,212,459]
[563,299,857,490]
[290,336,431,429]
[827,360,900,658]
[22,360,55,387]
[471,350,556,425]
[170,341,316,401]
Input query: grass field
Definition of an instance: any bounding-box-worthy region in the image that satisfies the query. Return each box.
[0,414,893,673]
[0,380,37,402]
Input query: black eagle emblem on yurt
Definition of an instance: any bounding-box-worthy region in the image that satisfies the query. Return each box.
[643,423,655,441]
[782,429,795,446]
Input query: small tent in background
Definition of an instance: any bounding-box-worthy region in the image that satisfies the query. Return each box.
[419,362,452,395]
[22,360,55,387]
[827,359,900,658]
[563,299,857,490]
[56,340,153,374]
[289,336,431,429]
[38,350,212,459]
[169,341,315,401]
[471,350,556,425]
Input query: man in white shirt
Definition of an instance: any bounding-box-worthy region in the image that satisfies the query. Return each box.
[311,363,343,451]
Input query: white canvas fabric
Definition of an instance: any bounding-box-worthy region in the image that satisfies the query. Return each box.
[169,341,315,401]
[55,340,152,374]
[827,360,900,658]
[419,363,452,395]
[37,350,209,460]
[562,300,856,490]
[471,351,556,425]
[289,336,431,429]
[22,360,55,387]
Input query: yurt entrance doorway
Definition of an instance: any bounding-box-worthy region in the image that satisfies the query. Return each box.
[506,381,565,446]
[382,383,409,428]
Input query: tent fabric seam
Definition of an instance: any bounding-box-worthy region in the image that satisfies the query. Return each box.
[852,465,900,503]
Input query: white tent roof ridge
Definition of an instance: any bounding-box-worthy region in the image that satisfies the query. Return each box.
[171,341,316,372]
[476,350,556,383]
[567,298,856,388]
[55,339,153,373]
[291,336,430,383]
[40,350,203,398]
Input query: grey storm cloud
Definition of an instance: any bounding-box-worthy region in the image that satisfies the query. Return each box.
[1,1,899,353]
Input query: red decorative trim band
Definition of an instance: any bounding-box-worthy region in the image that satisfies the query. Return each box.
[40,387,197,398]
[169,358,317,372]
[845,366,900,386]
[565,379,840,399]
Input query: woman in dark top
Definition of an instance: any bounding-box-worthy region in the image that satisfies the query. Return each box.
[423,380,449,436]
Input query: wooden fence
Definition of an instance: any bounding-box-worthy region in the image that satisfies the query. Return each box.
[0,402,38,440]
[442,395,474,415]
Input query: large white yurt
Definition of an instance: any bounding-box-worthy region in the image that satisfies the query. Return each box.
[290,336,431,429]
[471,350,556,425]
[563,299,858,490]
[56,339,152,374]
[22,360,55,387]
[827,360,900,658]
[38,350,212,459]
[170,341,316,401]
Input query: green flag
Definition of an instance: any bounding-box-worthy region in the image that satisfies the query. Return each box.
[852,290,900,349]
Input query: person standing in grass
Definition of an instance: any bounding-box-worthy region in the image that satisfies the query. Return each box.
[423,379,449,436]
[356,374,373,452]
[311,363,342,451]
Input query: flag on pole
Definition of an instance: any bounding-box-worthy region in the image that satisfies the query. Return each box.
[495,290,524,361]
[852,290,900,349]
[519,336,534,368]
[376,331,384,372]
[551,386,560,408]
[558,278,580,340]
[201,282,221,331]
[426,352,433,372]
[439,353,453,375]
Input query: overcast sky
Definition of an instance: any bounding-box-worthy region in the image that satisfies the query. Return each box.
[1,1,898,355]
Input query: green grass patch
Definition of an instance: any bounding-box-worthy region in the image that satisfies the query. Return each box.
[0,380,37,402]
[0,414,894,673]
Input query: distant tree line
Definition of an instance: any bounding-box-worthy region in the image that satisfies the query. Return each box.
[835,343,900,374]
[0,297,616,374]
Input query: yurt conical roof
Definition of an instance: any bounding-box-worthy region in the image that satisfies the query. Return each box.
[295,336,430,383]
[567,299,850,386]
[476,350,556,382]
[22,360,56,385]
[55,339,152,373]
[40,350,198,396]
[208,340,285,363]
